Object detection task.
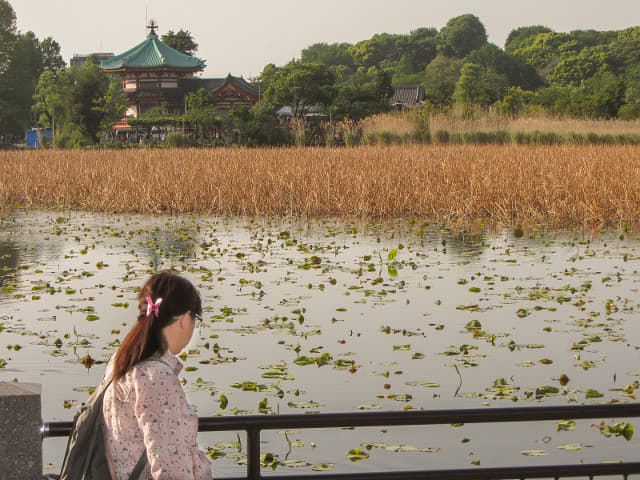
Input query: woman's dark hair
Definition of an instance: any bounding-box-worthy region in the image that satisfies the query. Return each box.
[112,270,202,380]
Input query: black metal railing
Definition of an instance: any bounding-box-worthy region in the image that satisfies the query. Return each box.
[43,403,640,480]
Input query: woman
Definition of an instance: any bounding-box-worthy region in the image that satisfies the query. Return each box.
[103,271,213,479]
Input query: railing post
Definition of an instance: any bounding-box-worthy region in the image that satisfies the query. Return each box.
[246,426,261,480]
[0,382,42,480]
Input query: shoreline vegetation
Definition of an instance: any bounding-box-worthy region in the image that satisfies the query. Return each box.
[2,144,639,229]
[357,112,640,147]
[87,111,640,149]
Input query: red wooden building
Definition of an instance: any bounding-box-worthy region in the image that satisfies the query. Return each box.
[101,23,259,126]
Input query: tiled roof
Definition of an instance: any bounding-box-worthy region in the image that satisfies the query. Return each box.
[390,85,425,107]
[101,31,205,71]
[181,75,259,97]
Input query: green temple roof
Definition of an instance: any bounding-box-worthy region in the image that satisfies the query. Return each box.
[101,29,205,71]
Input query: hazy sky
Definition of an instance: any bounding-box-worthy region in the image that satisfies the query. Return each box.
[9,0,640,78]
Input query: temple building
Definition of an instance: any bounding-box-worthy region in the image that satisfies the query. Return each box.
[101,22,260,126]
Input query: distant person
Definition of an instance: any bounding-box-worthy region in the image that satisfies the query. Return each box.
[102,271,212,479]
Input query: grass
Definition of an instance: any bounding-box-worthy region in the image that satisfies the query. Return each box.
[2,145,640,228]
[423,111,640,137]
[359,111,640,146]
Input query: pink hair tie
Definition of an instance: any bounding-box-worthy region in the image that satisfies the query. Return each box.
[146,297,163,317]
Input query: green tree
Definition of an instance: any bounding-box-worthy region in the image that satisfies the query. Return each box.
[454,62,505,106]
[229,102,290,146]
[65,56,111,143]
[95,74,127,132]
[332,69,392,120]
[454,63,483,105]
[0,0,17,134]
[350,33,404,70]
[32,70,66,128]
[348,29,438,76]
[510,32,576,78]
[2,31,42,132]
[505,26,553,53]
[257,63,278,94]
[465,43,542,90]
[0,0,16,74]
[184,88,220,137]
[548,45,609,86]
[423,55,462,105]
[582,70,625,117]
[439,14,488,58]
[374,68,394,100]
[264,61,336,117]
[301,42,354,69]
[161,29,198,56]
[496,86,534,116]
[403,28,439,72]
[40,37,65,71]
[624,65,640,105]
[569,29,618,49]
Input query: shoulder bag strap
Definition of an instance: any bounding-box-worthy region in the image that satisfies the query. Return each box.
[128,451,147,480]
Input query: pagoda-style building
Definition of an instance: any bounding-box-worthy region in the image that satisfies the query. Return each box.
[101,22,259,125]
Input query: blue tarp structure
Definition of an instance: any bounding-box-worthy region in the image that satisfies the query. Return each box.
[26,129,53,148]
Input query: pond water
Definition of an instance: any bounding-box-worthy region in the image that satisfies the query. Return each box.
[1,210,639,477]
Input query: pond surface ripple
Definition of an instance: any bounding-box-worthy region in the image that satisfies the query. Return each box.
[1,210,639,476]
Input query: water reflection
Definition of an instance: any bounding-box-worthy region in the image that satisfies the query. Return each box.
[442,229,488,260]
[2,210,639,474]
[0,240,19,286]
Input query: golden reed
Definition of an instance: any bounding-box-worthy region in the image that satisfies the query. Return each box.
[1,145,639,228]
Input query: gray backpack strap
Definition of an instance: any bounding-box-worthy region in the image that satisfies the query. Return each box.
[128,451,147,480]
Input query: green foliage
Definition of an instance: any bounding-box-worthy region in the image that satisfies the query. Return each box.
[184,88,220,136]
[332,69,392,120]
[164,132,192,147]
[548,45,610,86]
[66,58,111,142]
[32,55,113,142]
[161,29,198,56]
[263,61,336,117]
[0,3,66,136]
[439,14,488,58]
[454,63,506,106]
[32,69,69,129]
[40,37,65,72]
[54,123,90,149]
[0,0,16,73]
[304,28,438,89]
[505,26,553,53]
[465,43,542,90]
[9,8,640,141]
[510,32,575,73]
[424,55,462,105]
[228,102,291,146]
[0,31,42,133]
[301,43,354,69]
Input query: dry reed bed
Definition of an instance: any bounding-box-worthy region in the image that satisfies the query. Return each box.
[1,146,639,228]
[361,112,640,137]
[426,115,640,136]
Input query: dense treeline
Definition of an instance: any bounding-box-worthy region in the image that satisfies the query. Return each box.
[0,0,65,137]
[2,0,640,146]
[256,14,640,120]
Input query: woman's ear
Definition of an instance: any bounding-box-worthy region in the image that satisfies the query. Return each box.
[178,311,192,329]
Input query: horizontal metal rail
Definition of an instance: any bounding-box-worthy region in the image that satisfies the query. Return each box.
[43,403,640,480]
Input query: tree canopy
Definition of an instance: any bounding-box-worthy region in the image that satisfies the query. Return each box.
[6,3,640,145]
[263,61,337,117]
[161,29,198,56]
[439,14,488,58]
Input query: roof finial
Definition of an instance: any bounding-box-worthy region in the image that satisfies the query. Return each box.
[147,19,158,37]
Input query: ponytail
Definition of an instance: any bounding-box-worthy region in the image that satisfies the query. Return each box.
[111,271,201,380]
